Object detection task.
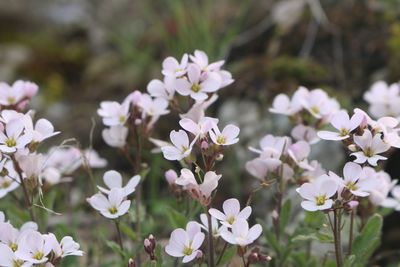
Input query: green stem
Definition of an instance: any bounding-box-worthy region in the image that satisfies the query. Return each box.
[348,210,354,256]
[115,220,124,251]
[333,210,342,267]
[206,208,215,267]
[216,242,228,265]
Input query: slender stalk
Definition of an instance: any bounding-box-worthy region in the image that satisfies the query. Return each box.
[216,242,228,265]
[241,255,247,267]
[348,210,354,256]
[115,220,124,251]
[11,156,35,221]
[333,210,342,267]
[206,208,215,267]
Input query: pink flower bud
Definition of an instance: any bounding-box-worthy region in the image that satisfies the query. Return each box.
[135,119,142,125]
[215,153,224,161]
[196,250,203,259]
[201,141,209,150]
[165,170,178,185]
[347,200,359,210]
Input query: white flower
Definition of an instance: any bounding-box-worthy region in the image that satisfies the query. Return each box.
[269,94,294,115]
[165,221,205,263]
[301,89,340,120]
[24,117,59,143]
[147,77,175,100]
[209,198,252,227]
[0,82,25,106]
[179,117,218,138]
[287,141,313,170]
[209,124,240,146]
[97,170,140,197]
[180,94,218,123]
[331,162,378,197]
[362,167,396,205]
[87,188,131,219]
[189,50,224,72]
[138,94,170,126]
[97,101,130,126]
[0,243,30,267]
[162,54,188,77]
[220,219,262,247]
[351,130,390,166]
[102,125,128,148]
[0,211,4,222]
[175,64,221,101]
[46,233,83,259]
[0,160,19,198]
[318,110,363,141]
[364,81,400,119]
[291,124,319,144]
[0,119,32,153]
[83,149,107,168]
[15,230,53,264]
[198,213,225,237]
[18,153,44,181]
[161,130,195,161]
[381,186,400,211]
[296,175,338,211]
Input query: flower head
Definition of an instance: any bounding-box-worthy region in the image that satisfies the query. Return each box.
[97,170,140,197]
[220,219,262,247]
[87,188,131,219]
[351,130,390,166]
[209,198,252,227]
[209,124,240,146]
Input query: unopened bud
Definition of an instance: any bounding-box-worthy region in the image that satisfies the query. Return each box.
[215,153,224,161]
[195,166,201,174]
[346,200,359,210]
[201,141,209,150]
[144,234,156,260]
[165,170,178,185]
[347,144,357,152]
[128,258,136,267]
[196,250,203,259]
[135,119,142,125]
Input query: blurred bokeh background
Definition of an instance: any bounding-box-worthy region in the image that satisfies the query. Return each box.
[1,0,400,265]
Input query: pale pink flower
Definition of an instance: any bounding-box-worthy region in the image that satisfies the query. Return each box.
[97,170,140,197]
[301,89,340,120]
[162,54,188,77]
[165,170,178,185]
[318,110,363,141]
[175,64,221,101]
[0,161,19,198]
[46,234,83,259]
[269,94,294,115]
[296,175,338,211]
[0,119,32,153]
[15,230,53,264]
[198,213,225,237]
[0,82,25,106]
[161,130,194,161]
[291,124,319,144]
[220,219,262,247]
[381,186,400,211]
[287,140,313,170]
[24,117,59,143]
[138,94,170,126]
[165,221,205,263]
[102,125,128,148]
[209,198,252,227]
[179,117,218,138]
[83,149,107,168]
[209,124,240,146]
[179,94,218,123]
[361,167,396,205]
[351,130,390,166]
[364,81,400,119]
[0,243,30,267]
[190,50,224,71]
[147,76,175,100]
[97,101,130,126]
[87,188,131,219]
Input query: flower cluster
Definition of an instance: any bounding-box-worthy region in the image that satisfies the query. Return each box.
[0,80,38,110]
[0,214,82,267]
[87,170,140,219]
[246,134,325,183]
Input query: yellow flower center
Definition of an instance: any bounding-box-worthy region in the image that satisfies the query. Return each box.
[183,246,193,256]
[12,260,24,267]
[33,251,44,260]
[340,128,349,136]
[315,195,326,206]
[10,243,18,252]
[119,115,126,124]
[346,182,357,191]
[311,106,320,114]
[191,83,201,93]
[1,180,11,189]
[364,147,374,157]
[216,135,226,145]
[108,206,118,214]
[5,138,16,147]
[7,97,16,104]
[226,216,235,225]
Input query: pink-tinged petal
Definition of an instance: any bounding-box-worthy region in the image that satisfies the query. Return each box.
[175,79,192,96]
[0,243,14,266]
[351,152,368,164]
[124,175,140,196]
[367,155,387,166]
[187,64,201,84]
[191,232,205,250]
[392,186,400,199]
[35,118,55,136]
[190,91,209,101]
[117,200,131,216]
[381,198,398,208]
[176,168,197,186]
[222,198,240,217]
[220,230,236,245]
[0,145,16,153]
[208,208,226,221]
[108,188,124,206]
[222,125,240,141]
[16,133,33,148]
[351,190,369,197]
[101,210,120,219]
[354,131,372,149]
[317,131,347,141]
[162,57,179,74]
[170,130,189,150]
[186,221,201,240]
[238,206,252,220]
[231,219,249,237]
[182,253,197,263]
[378,117,399,128]
[371,134,390,154]
[161,146,183,161]
[6,119,24,138]
[179,118,199,135]
[343,162,362,183]
[168,229,188,253]
[87,193,109,211]
[320,179,338,198]
[248,224,263,242]
[330,110,350,130]
[200,73,221,93]
[245,158,269,180]
[103,170,123,189]
[350,112,364,131]
[301,200,318,211]
[147,79,167,98]
[269,94,291,114]
[0,131,7,142]
[296,183,317,200]
[317,199,333,210]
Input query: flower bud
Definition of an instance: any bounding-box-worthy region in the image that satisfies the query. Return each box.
[144,234,156,260]
[128,258,136,267]
[165,170,178,185]
[347,144,357,152]
[135,119,142,125]
[195,166,201,174]
[196,250,203,259]
[346,200,359,210]
[215,153,224,161]
[201,141,209,150]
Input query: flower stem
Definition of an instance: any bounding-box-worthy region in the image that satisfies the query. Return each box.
[348,210,354,256]
[115,220,124,251]
[11,155,35,222]
[333,210,342,267]
[206,207,215,267]
[216,242,228,265]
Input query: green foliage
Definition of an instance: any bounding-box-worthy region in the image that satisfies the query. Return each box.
[217,246,236,266]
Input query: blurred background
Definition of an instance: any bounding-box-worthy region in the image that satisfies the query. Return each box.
[1,0,400,265]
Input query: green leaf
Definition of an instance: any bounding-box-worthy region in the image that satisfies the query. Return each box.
[351,214,383,266]
[292,232,333,243]
[105,240,123,257]
[119,222,137,241]
[343,255,356,267]
[217,245,236,266]
[166,208,187,228]
[280,199,291,235]
[304,211,325,229]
